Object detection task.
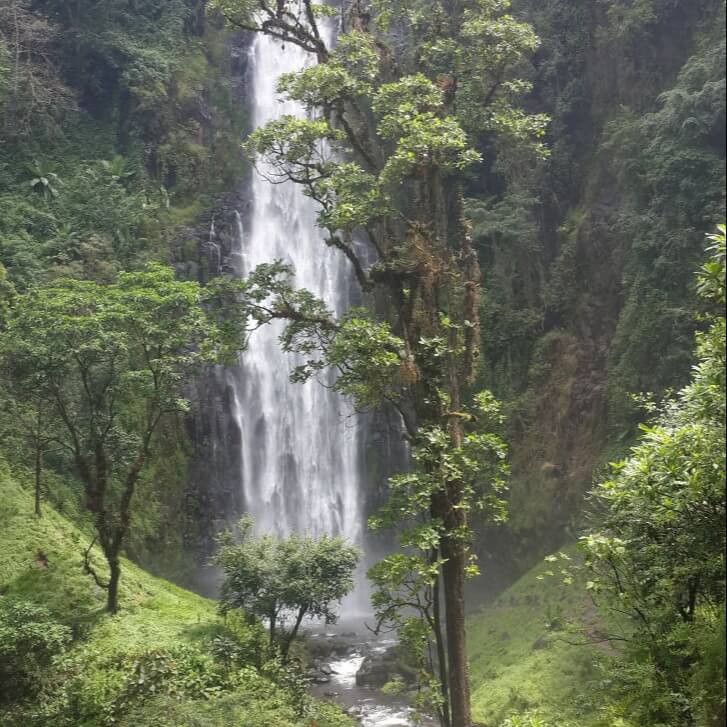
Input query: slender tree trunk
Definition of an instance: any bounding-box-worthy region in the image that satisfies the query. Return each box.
[269,610,277,652]
[440,537,471,727]
[34,442,43,518]
[107,552,121,614]
[432,559,451,727]
[442,323,472,727]
[282,607,308,660]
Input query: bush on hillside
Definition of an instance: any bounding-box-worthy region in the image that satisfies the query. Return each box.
[0,598,71,704]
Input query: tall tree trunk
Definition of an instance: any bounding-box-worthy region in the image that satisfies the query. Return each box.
[440,536,471,727]
[442,321,472,727]
[432,559,451,727]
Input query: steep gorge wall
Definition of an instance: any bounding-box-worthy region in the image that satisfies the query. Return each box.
[472,0,726,588]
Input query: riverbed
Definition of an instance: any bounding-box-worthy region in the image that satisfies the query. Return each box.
[309,629,437,727]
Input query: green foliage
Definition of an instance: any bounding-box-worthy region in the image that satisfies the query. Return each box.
[0,35,9,100]
[603,0,716,41]
[232,0,547,287]
[0,0,247,288]
[115,690,300,727]
[0,261,14,324]
[212,262,406,408]
[466,546,615,726]
[604,22,726,432]
[368,553,447,718]
[368,392,509,721]
[371,393,510,538]
[464,0,725,572]
[1,264,239,458]
[0,465,351,727]
[581,229,727,726]
[0,265,247,611]
[699,224,727,304]
[116,687,352,727]
[0,0,249,589]
[0,599,71,704]
[0,0,75,137]
[289,310,405,409]
[213,518,360,657]
[36,0,190,100]
[210,612,268,672]
[498,712,573,727]
[242,0,547,238]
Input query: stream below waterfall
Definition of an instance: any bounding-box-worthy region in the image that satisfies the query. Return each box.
[308,628,437,727]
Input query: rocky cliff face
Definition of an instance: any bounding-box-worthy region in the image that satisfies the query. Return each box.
[471,0,726,593]
[177,201,250,590]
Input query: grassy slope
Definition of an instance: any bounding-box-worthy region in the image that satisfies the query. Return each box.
[1,458,619,727]
[468,551,611,727]
[0,461,351,727]
[0,460,215,643]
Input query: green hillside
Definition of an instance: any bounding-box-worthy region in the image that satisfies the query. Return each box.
[468,552,624,727]
[0,461,213,631]
[0,460,350,727]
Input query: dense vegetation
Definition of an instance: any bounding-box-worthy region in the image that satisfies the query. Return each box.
[0,1,724,726]
[0,0,249,582]
[0,1,352,723]
[0,464,352,726]
[473,0,726,569]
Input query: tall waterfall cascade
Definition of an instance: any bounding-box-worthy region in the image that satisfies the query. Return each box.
[229,30,366,559]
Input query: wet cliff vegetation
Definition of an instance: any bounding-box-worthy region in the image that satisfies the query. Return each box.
[0,1,724,726]
[474,0,727,576]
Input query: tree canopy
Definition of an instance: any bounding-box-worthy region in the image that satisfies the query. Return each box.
[213,518,361,659]
[0,264,245,612]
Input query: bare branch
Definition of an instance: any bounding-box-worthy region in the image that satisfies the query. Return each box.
[82,535,109,590]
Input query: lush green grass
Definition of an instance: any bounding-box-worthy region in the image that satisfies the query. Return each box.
[0,459,215,634]
[468,551,614,727]
[0,460,351,727]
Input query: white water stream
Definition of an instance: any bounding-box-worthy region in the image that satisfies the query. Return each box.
[311,632,431,727]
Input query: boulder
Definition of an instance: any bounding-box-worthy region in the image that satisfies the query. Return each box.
[355,646,415,688]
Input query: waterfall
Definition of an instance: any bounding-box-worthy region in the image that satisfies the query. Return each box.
[229,31,366,572]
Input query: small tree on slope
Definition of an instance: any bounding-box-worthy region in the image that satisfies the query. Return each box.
[0,264,244,613]
[213,517,361,660]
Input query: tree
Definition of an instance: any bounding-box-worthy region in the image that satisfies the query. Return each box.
[0,264,243,613]
[0,0,75,136]
[213,517,361,660]
[0,261,14,325]
[210,1,546,723]
[0,395,58,517]
[368,392,508,725]
[581,227,726,726]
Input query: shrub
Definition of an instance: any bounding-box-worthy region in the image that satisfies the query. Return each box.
[0,598,71,704]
